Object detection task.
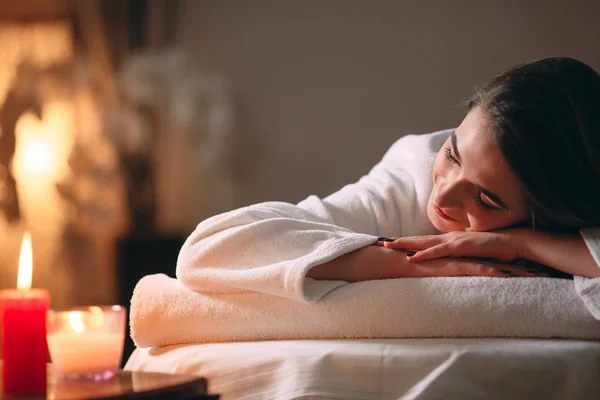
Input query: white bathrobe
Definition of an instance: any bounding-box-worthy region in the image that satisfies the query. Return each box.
[175,129,600,302]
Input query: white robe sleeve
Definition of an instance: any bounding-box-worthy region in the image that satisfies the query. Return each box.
[176,130,450,301]
[581,227,600,270]
[577,228,600,320]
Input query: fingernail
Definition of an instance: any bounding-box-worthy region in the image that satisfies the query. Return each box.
[501,270,512,274]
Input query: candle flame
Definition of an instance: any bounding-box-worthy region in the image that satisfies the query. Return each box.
[17,232,33,290]
[68,312,85,333]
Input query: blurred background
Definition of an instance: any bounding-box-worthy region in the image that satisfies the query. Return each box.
[0,0,598,361]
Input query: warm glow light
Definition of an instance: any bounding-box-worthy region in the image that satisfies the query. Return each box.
[0,22,80,307]
[68,312,85,333]
[17,232,33,290]
[13,110,68,182]
[89,306,105,329]
[21,138,53,173]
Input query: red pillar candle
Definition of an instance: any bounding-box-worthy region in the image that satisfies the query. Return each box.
[1,289,49,394]
[0,232,49,395]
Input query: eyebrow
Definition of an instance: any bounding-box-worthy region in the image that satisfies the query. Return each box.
[451,131,510,211]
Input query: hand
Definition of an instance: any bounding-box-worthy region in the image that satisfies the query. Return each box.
[308,244,543,281]
[382,230,527,263]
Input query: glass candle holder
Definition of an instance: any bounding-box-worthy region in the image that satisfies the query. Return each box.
[47,305,126,381]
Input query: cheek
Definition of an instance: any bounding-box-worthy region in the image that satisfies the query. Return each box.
[431,153,446,182]
[465,208,526,232]
[464,214,494,231]
[428,155,445,208]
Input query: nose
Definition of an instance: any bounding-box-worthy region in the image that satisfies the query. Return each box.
[434,175,465,209]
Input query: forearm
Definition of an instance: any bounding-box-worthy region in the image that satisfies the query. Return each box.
[518,229,600,278]
[307,246,410,281]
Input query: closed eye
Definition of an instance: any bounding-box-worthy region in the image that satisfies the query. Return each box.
[445,147,503,211]
[474,195,500,210]
[447,131,510,211]
[444,147,459,164]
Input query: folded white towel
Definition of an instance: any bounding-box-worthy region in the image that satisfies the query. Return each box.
[130,274,600,348]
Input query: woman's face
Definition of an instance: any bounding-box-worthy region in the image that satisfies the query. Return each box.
[427,107,529,232]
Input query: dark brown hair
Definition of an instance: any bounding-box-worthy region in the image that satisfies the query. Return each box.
[468,57,600,231]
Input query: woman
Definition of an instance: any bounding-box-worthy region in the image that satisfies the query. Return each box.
[176,57,600,302]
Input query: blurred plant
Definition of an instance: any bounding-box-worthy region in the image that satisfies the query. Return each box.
[105,49,234,235]
[52,59,125,233]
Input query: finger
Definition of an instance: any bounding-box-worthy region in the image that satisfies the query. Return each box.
[483,268,513,278]
[498,268,548,278]
[410,264,464,277]
[453,261,539,278]
[418,264,509,278]
[374,236,397,246]
[456,263,510,278]
[525,269,550,277]
[405,244,453,262]
[413,261,507,278]
[412,259,548,278]
[383,235,440,250]
[480,264,541,278]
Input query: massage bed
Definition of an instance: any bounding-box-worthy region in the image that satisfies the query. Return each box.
[125,338,600,399]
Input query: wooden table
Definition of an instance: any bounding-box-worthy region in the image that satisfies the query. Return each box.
[0,364,217,399]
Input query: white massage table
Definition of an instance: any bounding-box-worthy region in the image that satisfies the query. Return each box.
[125,338,600,399]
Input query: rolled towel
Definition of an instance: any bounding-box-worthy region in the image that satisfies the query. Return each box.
[130,274,600,348]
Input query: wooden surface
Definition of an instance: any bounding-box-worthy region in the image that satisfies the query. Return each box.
[0,364,216,399]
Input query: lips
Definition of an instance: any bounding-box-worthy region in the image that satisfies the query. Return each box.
[434,205,458,222]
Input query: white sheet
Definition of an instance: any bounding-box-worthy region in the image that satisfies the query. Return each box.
[125,339,600,399]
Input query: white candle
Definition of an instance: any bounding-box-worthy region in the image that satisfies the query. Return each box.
[47,331,124,375]
[47,305,126,380]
